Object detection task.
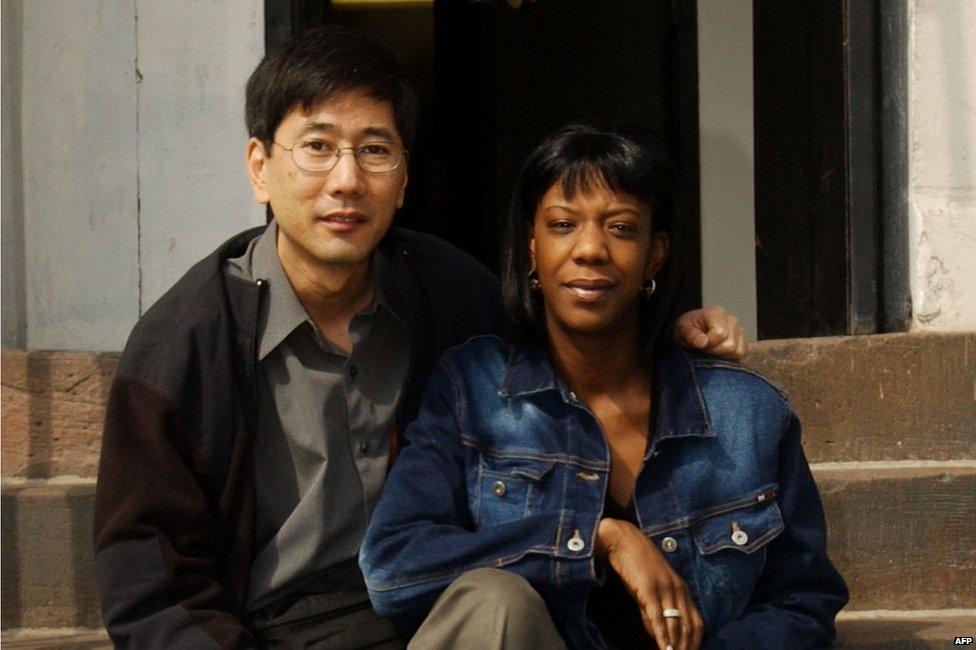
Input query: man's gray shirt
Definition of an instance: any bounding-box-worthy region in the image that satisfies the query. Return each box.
[225,222,409,614]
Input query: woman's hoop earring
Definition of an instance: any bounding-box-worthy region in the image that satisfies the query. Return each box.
[642,277,657,299]
[528,271,541,290]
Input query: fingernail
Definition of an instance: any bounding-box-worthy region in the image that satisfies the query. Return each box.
[666,645,674,650]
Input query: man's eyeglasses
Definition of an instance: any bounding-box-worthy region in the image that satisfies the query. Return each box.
[273,140,408,173]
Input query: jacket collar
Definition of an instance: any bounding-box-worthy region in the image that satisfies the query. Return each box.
[499,341,714,442]
[651,347,715,443]
[247,221,404,360]
[498,343,561,397]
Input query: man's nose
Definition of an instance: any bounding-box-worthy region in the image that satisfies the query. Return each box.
[323,150,365,196]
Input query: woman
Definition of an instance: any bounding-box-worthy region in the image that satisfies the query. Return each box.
[360,124,848,649]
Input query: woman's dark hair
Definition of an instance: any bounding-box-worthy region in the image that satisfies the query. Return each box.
[501,122,685,356]
[245,25,418,151]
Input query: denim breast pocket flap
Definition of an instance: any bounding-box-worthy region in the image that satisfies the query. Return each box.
[480,455,555,483]
[476,456,556,525]
[690,488,784,555]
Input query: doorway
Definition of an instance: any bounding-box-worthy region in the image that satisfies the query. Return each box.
[271,0,703,312]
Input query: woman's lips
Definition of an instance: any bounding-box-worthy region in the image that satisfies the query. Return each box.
[562,280,615,302]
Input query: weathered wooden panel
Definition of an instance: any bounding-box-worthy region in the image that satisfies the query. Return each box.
[816,465,976,610]
[0,483,100,629]
[1,351,119,479]
[750,332,976,463]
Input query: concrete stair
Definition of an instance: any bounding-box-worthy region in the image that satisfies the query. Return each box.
[835,611,976,649]
[2,480,100,630]
[2,629,111,649]
[2,351,115,646]
[749,333,976,647]
[2,334,974,647]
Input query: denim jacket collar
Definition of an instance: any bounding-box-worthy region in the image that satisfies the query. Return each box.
[652,347,716,444]
[498,341,714,445]
[498,342,561,397]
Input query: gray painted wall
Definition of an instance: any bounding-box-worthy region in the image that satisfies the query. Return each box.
[137,1,265,311]
[697,0,758,341]
[2,0,26,349]
[21,0,140,350]
[2,1,263,351]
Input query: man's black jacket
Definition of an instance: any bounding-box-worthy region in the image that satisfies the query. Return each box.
[93,225,502,648]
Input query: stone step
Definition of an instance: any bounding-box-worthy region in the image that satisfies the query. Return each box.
[813,462,976,611]
[1,480,101,630]
[2,333,973,480]
[1,628,111,649]
[749,332,976,463]
[835,610,976,649]
[1,350,118,479]
[4,463,973,629]
[2,612,971,649]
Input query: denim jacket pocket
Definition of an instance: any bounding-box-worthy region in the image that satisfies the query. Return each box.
[691,487,785,556]
[686,487,785,627]
[473,455,556,527]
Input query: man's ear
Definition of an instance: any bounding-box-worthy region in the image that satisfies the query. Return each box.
[246,138,271,204]
[646,230,670,279]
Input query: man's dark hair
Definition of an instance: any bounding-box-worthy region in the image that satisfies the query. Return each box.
[501,122,685,356]
[245,25,418,151]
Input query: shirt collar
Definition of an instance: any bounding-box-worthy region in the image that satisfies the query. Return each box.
[252,221,404,360]
[499,341,714,442]
[252,221,312,360]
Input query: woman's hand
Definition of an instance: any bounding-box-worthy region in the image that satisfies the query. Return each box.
[596,518,704,650]
[674,306,748,360]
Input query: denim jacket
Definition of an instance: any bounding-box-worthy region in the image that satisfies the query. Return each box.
[360,336,848,649]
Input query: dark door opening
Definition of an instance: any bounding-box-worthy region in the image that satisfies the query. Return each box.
[269,0,702,312]
[753,0,909,338]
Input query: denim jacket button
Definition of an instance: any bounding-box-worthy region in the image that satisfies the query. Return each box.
[491,480,506,497]
[661,536,678,553]
[731,522,749,546]
[567,530,585,552]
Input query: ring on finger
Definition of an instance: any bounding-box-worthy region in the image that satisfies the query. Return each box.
[662,608,681,618]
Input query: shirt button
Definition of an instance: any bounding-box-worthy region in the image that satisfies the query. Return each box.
[491,480,506,497]
[661,536,678,553]
[567,530,585,552]
[348,365,358,380]
[359,441,370,455]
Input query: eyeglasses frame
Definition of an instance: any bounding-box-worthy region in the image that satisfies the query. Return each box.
[272,140,408,174]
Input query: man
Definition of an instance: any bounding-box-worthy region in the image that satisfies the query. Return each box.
[94,25,746,649]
